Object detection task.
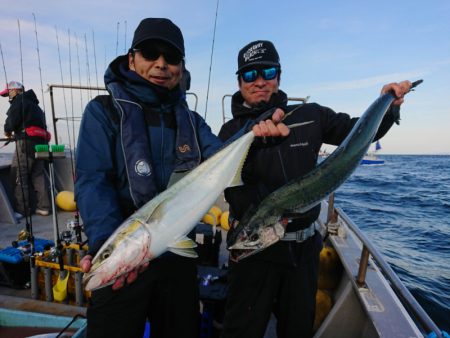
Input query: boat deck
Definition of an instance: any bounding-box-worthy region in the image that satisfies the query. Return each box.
[0,212,87,317]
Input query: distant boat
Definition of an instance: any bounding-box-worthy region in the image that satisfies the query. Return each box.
[361,141,385,165]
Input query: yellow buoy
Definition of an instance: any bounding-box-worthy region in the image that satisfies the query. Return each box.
[209,206,222,223]
[55,191,77,212]
[202,205,222,226]
[318,245,342,290]
[220,210,230,231]
[313,289,333,331]
[202,213,217,226]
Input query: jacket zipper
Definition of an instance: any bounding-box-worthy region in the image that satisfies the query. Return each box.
[160,111,165,186]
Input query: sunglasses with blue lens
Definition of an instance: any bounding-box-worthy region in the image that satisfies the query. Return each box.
[241,67,279,83]
[133,44,183,65]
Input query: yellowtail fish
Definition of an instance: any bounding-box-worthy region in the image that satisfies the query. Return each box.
[83,131,256,291]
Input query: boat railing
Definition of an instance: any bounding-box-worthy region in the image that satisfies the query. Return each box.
[221,94,310,124]
[326,193,443,338]
[48,84,108,145]
[48,84,199,145]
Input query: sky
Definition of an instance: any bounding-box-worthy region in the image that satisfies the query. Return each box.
[1,0,449,154]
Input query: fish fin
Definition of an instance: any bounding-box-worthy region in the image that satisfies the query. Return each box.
[168,237,198,249]
[168,247,199,258]
[145,196,170,223]
[229,172,243,187]
[228,141,252,187]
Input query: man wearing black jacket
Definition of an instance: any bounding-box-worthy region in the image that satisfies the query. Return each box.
[1,81,50,219]
[219,40,412,338]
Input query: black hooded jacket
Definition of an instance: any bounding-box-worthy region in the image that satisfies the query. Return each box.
[219,90,399,232]
[4,89,47,139]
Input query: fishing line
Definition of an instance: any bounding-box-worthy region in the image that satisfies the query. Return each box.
[204,0,220,119]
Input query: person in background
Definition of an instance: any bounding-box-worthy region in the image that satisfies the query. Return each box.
[75,20,288,338]
[218,40,412,338]
[0,81,50,220]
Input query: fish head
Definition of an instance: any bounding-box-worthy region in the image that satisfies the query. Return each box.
[83,218,152,291]
[228,220,286,261]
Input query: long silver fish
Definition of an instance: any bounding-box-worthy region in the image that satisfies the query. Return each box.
[83,130,256,291]
[228,81,422,260]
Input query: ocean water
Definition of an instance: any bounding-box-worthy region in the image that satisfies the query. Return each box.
[1,152,449,332]
[335,155,450,332]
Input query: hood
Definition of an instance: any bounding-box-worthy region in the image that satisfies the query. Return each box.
[104,55,182,106]
[12,89,39,105]
[231,90,288,119]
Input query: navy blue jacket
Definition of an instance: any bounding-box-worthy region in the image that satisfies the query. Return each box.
[75,56,222,251]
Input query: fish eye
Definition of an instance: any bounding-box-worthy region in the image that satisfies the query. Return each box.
[249,233,259,242]
[101,250,111,260]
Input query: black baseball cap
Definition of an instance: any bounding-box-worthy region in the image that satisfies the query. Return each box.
[131,18,185,56]
[236,40,280,74]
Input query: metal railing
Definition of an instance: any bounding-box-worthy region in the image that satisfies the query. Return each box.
[326,193,443,337]
[48,84,199,144]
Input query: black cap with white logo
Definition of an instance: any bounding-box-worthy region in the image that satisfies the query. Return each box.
[236,40,280,74]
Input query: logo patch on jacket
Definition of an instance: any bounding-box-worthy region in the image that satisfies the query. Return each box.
[135,160,151,176]
[178,144,191,153]
[290,142,309,148]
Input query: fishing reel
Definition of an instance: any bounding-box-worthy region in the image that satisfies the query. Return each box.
[60,218,84,245]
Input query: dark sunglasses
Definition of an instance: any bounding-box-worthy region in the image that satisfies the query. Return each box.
[133,45,183,65]
[240,67,279,83]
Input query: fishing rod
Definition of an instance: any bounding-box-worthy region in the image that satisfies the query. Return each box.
[84,34,92,101]
[17,19,34,231]
[0,137,14,150]
[124,20,127,54]
[55,28,80,233]
[68,30,78,156]
[55,26,69,127]
[115,22,120,56]
[74,32,85,113]
[204,0,220,120]
[66,30,83,245]
[32,14,47,114]
[53,26,79,293]
[92,31,100,96]
[0,44,12,155]
[0,43,8,86]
